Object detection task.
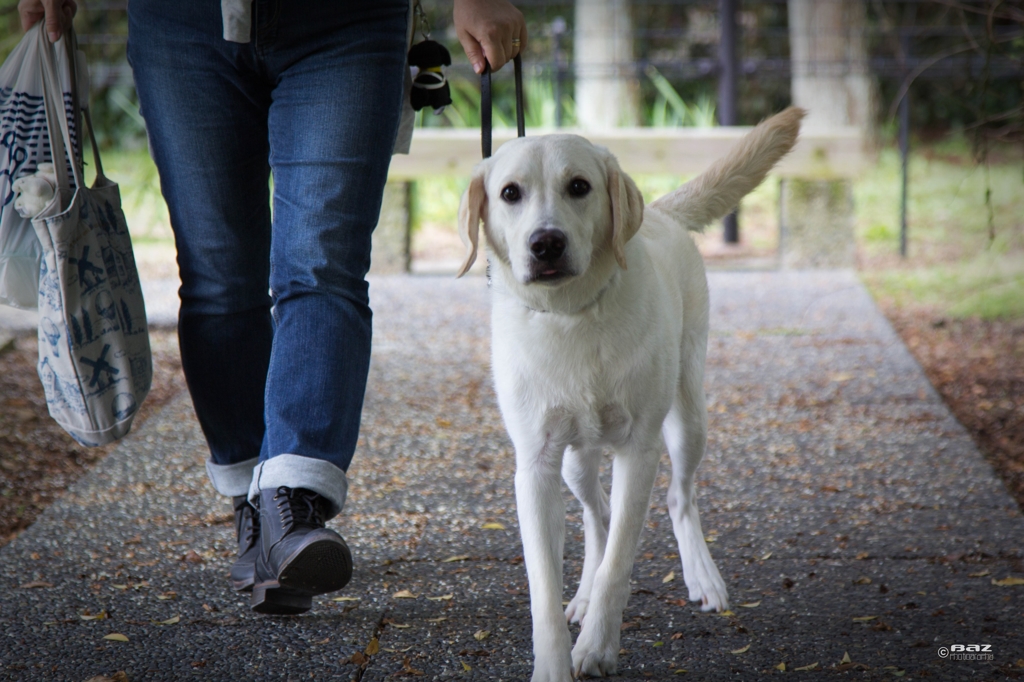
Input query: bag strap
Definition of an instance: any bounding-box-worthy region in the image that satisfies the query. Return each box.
[37,23,105,199]
[480,54,525,159]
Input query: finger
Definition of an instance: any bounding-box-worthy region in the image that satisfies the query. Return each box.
[17,0,44,32]
[44,0,64,41]
[481,35,508,73]
[516,21,528,55]
[457,31,487,75]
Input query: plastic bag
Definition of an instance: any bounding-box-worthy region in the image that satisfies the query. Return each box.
[0,23,86,309]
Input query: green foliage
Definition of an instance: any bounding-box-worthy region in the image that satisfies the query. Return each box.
[644,66,716,128]
[864,256,1024,320]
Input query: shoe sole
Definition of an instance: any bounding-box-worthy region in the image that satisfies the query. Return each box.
[231,575,255,593]
[251,581,313,615]
[277,537,352,595]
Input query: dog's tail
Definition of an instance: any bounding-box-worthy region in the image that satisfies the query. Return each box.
[650,106,805,231]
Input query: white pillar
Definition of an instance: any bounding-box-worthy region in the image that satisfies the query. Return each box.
[788,0,873,133]
[574,0,640,129]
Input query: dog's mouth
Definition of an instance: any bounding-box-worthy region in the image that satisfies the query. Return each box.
[528,265,574,284]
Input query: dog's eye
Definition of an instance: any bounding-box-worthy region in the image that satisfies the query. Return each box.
[501,184,521,203]
[568,178,591,197]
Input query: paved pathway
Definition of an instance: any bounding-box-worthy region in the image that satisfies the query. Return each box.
[1,271,1021,681]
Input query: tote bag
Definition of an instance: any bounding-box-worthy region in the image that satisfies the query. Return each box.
[0,25,83,309]
[32,24,151,446]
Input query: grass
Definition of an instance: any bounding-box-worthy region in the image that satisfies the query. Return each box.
[855,138,1024,320]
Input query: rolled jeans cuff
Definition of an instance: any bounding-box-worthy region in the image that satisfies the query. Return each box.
[206,456,259,497]
[248,454,349,519]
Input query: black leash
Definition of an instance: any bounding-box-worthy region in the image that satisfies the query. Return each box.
[481,54,525,159]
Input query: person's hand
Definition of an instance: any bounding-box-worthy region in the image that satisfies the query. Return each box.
[18,0,77,42]
[454,0,527,74]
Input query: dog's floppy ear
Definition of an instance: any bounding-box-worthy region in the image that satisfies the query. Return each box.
[605,154,644,270]
[457,164,488,278]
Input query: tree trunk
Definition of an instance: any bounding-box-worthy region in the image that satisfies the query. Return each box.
[574,0,640,129]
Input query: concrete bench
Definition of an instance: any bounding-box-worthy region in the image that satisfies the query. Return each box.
[372,127,869,273]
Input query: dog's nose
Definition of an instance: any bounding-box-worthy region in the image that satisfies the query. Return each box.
[529,229,567,262]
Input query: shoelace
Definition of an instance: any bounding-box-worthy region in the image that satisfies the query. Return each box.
[273,486,325,532]
[236,500,259,551]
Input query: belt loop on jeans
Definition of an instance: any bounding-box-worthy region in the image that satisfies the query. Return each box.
[481,55,524,159]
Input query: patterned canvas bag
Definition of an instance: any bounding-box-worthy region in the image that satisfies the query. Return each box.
[32,24,151,446]
[0,23,83,309]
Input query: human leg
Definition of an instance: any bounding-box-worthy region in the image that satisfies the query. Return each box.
[243,0,410,612]
[127,0,274,499]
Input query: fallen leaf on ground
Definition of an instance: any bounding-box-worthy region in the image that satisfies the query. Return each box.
[365,637,380,656]
[968,570,990,578]
[332,596,360,602]
[388,622,411,629]
[794,662,819,671]
[112,584,129,590]
[739,601,761,608]
[462,661,471,672]
[830,372,854,382]
[395,657,424,676]
[718,610,736,617]
[474,630,490,641]
[19,581,53,589]
[103,634,129,642]
[662,571,675,583]
[426,593,453,601]
[675,670,688,675]
[853,577,872,585]
[158,616,180,625]
[81,610,109,621]
[427,616,447,623]
[442,555,470,563]
[841,652,852,664]
[776,662,786,671]
[760,552,772,561]
[671,632,684,640]
[347,651,368,666]
[157,591,177,600]
[731,644,750,654]
[852,615,878,621]
[481,522,505,530]
[856,552,870,560]
[393,590,418,599]
[992,576,1024,586]
[667,598,688,607]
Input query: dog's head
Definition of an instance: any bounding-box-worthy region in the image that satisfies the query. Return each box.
[457,134,644,285]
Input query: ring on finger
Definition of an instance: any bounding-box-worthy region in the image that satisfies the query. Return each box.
[512,38,521,47]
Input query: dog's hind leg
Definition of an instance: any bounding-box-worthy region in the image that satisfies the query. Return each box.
[571,446,660,678]
[663,344,729,612]
[562,445,609,625]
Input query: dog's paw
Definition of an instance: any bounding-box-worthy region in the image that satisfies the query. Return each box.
[684,552,729,612]
[571,627,619,678]
[564,595,589,624]
[571,642,618,678]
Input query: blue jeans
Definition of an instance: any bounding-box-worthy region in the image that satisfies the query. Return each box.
[127,0,408,516]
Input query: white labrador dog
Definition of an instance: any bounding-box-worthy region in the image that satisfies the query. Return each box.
[457,107,804,681]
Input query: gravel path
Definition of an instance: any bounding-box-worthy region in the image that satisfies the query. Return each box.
[1,271,1021,681]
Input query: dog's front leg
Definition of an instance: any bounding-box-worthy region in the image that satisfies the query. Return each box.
[562,445,609,625]
[571,447,660,678]
[516,444,574,682]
